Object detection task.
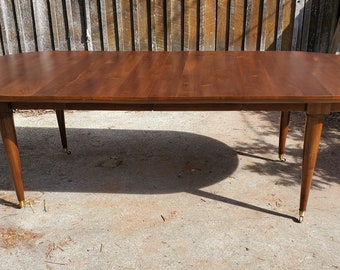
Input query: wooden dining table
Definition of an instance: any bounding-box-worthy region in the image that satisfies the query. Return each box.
[0,51,339,222]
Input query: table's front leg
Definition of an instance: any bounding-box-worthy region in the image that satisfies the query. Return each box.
[299,104,330,222]
[0,105,25,208]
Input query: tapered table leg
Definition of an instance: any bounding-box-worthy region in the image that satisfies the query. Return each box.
[299,104,330,222]
[279,111,291,161]
[0,108,25,208]
[56,110,70,154]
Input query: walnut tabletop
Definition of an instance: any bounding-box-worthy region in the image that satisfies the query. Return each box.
[0,51,339,222]
[0,51,339,105]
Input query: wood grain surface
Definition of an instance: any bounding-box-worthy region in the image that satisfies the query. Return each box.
[0,51,339,104]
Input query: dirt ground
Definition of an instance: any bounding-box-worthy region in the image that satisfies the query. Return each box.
[0,110,339,269]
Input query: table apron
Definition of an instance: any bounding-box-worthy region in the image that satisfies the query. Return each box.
[8,102,312,112]
[7,102,340,113]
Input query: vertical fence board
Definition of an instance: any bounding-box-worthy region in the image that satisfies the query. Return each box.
[101,0,117,51]
[199,0,216,51]
[229,0,245,50]
[0,23,4,55]
[183,0,198,50]
[307,0,321,51]
[84,0,92,50]
[0,0,20,54]
[65,0,86,50]
[85,0,103,51]
[291,0,305,50]
[132,0,149,51]
[329,18,340,53]
[99,0,108,51]
[319,0,339,52]
[300,0,312,51]
[313,0,325,52]
[64,0,76,50]
[328,0,340,52]
[245,0,261,51]
[167,0,182,51]
[116,0,133,51]
[99,0,117,51]
[32,0,53,51]
[260,0,278,51]
[278,0,295,50]
[150,0,165,51]
[49,0,69,50]
[276,0,284,50]
[13,0,36,52]
[216,0,229,51]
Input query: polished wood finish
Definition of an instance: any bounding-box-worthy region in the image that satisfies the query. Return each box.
[0,51,339,220]
[300,104,332,215]
[300,115,325,213]
[0,51,339,104]
[0,104,24,203]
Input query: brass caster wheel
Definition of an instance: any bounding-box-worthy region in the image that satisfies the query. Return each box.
[298,211,305,223]
[64,148,71,155]
[18,200,25,208]
[279,154,286,162]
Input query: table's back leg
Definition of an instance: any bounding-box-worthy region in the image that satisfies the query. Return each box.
[56,110,71,154]
[0,108,25,208]
[299,104,330,222]
[279,111,291,161]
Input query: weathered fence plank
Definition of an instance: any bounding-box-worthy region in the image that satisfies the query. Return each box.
[277,0,295,50]
[229,0,245,50]
[116,0,133,51]
[300,0,313,51]
[260,0,278,51]
[184,0,198,51]
[166,0,182,51]
[216,0,229,51]
[0,32,3,55]
[319,0,339,52]
[291,0,305,50]
[0,23,4,55]
[99,0,117,51]
[32,0,53,51]
[245,0,261,51]
[306,0,319,51]
[0,0,20,54]
[199,0,217,51]
[13,0,36,52]
[64,0,86,51]
[49,0,69,50]
[150,0,165,51]
[330,18,340,53]
[85,0,102,51]
[132,0,149,51]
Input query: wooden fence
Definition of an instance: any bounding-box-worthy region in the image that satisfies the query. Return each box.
[0,0,339,55]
